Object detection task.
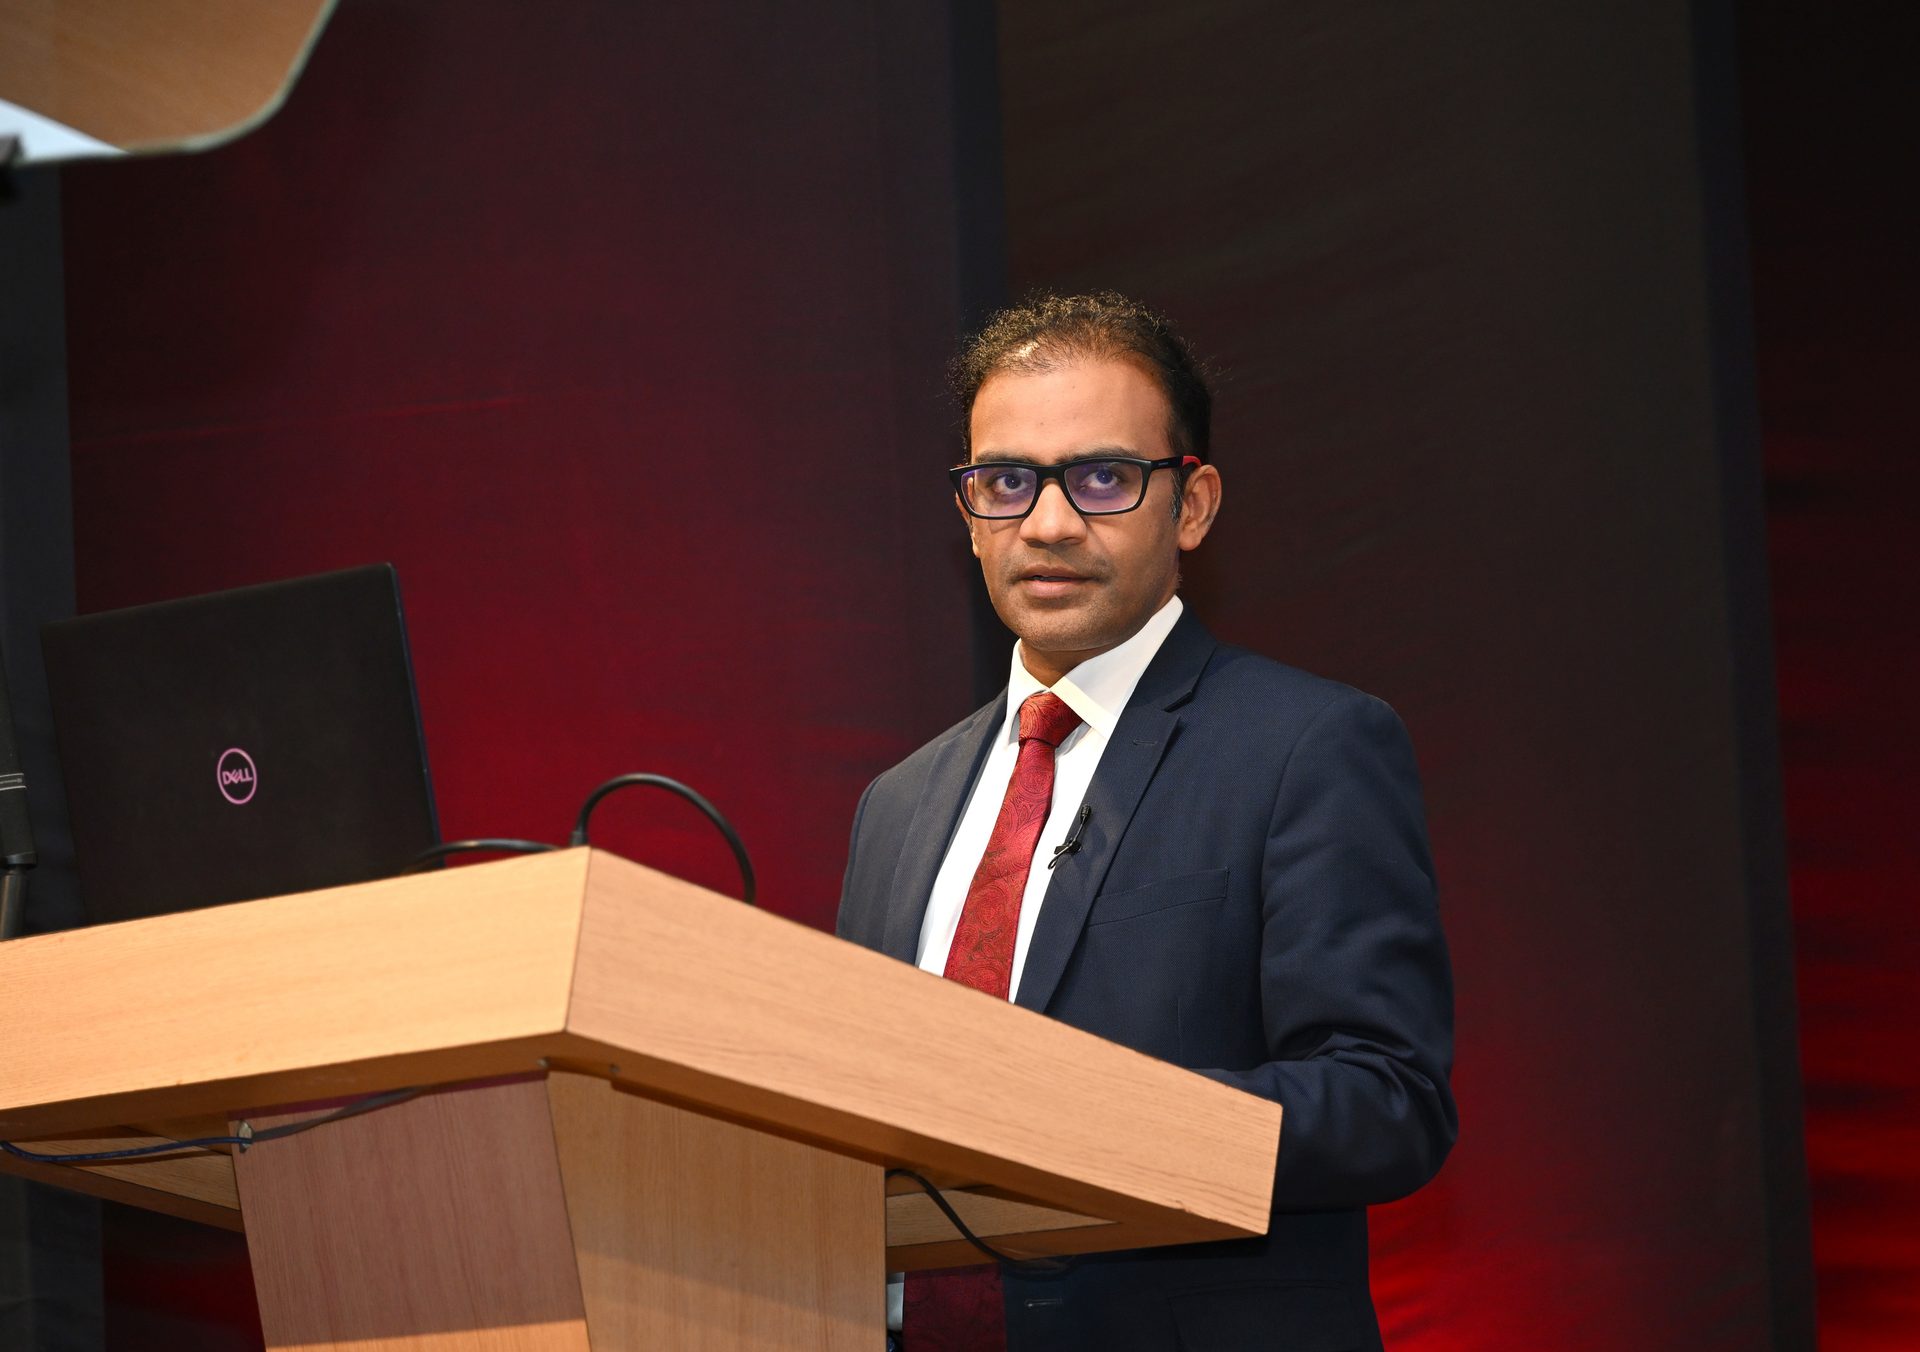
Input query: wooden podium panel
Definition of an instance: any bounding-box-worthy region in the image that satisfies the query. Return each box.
[0,849,1280,1346]
[543,1071,879,1350]
[0,850,587,1140]
[562,852,1278,1261]
[236,1077,591,1352]
[229,1072,880,1352]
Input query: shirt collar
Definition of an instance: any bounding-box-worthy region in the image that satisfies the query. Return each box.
[1001,594,1185,742]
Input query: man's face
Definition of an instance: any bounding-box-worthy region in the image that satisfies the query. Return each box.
[963,357,1221,686]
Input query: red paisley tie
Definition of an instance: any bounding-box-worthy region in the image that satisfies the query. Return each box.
[907,690,1083,1351]
[943,691,1084,998]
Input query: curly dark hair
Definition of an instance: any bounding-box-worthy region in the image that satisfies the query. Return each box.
[953,290,1214,462]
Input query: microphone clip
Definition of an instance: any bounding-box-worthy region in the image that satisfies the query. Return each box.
[1048,804,1092,869]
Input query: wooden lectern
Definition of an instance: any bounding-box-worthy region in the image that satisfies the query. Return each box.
[0,849,1280,1350]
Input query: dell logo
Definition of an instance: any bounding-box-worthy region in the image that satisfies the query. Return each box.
[217,747,258,805]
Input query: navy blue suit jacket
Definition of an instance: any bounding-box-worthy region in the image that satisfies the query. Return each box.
[837,610,1456,1352]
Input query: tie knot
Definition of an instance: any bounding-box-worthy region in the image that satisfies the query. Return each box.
[1018,691,1082,749]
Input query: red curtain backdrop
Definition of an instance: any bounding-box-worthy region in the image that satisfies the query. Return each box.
[60,3,976,1343]
[993,3,1803,1347]
[59,1,1903,1348]
[62,2,975,920]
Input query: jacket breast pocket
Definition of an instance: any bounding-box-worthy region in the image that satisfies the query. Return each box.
[1084,867,1229,927]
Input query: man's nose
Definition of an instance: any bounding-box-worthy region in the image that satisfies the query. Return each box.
[1020,480,1086,544]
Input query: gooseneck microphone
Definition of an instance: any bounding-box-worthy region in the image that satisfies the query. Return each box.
[0,646,38,939]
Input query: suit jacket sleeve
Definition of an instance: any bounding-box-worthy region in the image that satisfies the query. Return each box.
[837,776,877,938]
[1197,687,1457,1211]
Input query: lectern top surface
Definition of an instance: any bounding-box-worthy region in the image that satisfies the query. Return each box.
[0,850,1279,1253]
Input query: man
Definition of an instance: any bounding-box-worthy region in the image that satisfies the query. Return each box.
[838,292,1455,1351]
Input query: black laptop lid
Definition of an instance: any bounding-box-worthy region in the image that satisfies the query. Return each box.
[42,564,439,922]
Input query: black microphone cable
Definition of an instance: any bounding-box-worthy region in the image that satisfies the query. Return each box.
[571,773,755,906]
[885,1168,1077,1277]
[400,838,557,873]
[2,1087,426,1165]
[397,774,755,907]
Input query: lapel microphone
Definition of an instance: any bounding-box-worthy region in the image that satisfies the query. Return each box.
[1048,804,1093,869]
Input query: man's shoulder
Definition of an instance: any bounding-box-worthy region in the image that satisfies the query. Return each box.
[859,620,1408,799]
[862,695,1001,802]
[1177,638,1425,825]
[1200,637,1352,702]
[1189,633,1402,741]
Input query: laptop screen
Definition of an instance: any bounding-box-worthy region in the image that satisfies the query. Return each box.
[42,564,439,923]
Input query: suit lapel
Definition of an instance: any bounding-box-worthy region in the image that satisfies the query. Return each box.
[879,696,1004,962]
[1014,611,1216,1014]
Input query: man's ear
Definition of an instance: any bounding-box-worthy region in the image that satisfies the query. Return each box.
[1177,464,1222,551]
[956,493,982,557]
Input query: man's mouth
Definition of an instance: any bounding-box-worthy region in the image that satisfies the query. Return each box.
[1015,568,1096,596]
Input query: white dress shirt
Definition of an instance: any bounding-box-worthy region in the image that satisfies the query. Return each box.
[915,594,1186,1002]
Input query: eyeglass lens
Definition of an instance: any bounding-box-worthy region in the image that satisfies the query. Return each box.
[962,460,1147,517]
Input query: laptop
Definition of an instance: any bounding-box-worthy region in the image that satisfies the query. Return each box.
[42,564,440,923]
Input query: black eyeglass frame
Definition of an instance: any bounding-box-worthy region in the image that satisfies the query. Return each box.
[949,454,1202,520]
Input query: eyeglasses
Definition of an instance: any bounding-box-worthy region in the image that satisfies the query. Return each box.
[950,455,1201,520]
